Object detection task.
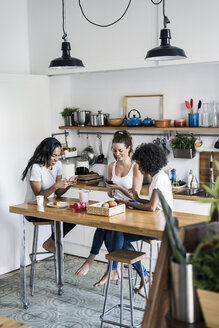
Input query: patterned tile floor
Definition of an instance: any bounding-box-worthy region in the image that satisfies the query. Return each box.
[0,255,147,327]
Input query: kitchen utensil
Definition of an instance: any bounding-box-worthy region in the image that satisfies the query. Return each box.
[74,110,91,126]
[96,134,104,163]
[174,119,186,127]
[90,111,110,126]
[154,119,171,128]
[81,146,97,165]
[185,101,190,111]
[108,118,124,126]
[124,109,142,127]
[190,98,193,111]
[76,159,89,175]
[161,137,170,155]
[197,100,202,113]
[188,113,199,127]
[142,117,153,127]
[153,137,160,145]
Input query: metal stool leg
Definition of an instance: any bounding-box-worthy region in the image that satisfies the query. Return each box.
[128,264,135,327]
[149,244,152,288]
[120,263,124,325]
[100,260,113,328]
[30,225,39,296]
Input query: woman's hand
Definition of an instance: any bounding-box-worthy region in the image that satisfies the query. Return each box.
[128,189,141,202]
[106,181,120,191]
[67,176,78,186]
[117,198,130,205]
[55,178,70,190]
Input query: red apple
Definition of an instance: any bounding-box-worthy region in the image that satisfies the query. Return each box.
[108,201,117,208]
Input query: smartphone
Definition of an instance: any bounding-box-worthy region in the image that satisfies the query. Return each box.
[106,180,114,185]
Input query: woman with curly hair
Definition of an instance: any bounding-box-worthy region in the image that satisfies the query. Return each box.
[120,142,173,211]
[96,143,173,293]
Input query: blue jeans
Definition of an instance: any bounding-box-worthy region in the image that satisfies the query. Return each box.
[90,228,148,277]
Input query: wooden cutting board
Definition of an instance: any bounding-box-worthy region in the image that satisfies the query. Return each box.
[77,173,104,181]
[199,151,219,186]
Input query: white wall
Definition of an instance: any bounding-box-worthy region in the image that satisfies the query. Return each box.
[0,74,51,275]
[0,0,30,73]
[50,62,219,185]
[28,0,219,75]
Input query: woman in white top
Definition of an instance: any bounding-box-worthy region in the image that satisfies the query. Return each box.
[112,142,173,294]
[75,131,143,281]
[22,137,77,253]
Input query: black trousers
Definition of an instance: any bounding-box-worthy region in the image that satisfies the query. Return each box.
[25,216,76,240]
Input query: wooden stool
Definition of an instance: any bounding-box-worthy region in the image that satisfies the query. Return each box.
[139,239,161,288]
[100,249,147,328]
[29,221,55,296]
[0,316,31,327]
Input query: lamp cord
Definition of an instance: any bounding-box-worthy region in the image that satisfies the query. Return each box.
[62,0,68,41]
[78,0,132,27]
[150,0,170,28]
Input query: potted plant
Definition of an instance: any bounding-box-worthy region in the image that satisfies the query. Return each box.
[192,234,219,328]
[201,160,219,222]
[60,107,78,126]
[169,135,197,158]
[157,189,202,324]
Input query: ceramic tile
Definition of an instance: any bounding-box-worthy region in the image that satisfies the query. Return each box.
[0,255,146,328]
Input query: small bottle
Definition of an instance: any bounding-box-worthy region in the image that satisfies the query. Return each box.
[191,174,198,189]
[171,168,176,184]
[187,170,193,188]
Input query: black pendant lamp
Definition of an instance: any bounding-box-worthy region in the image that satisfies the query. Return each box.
[49,0,84,69]
[145,0,186,61]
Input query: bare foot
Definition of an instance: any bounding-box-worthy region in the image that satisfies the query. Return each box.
[42,237,55,254]
[135,274,150,295]
[93,269,120,287]
[75,254,96,276]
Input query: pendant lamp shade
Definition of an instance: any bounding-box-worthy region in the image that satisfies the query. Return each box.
[49,41,84,68]
[145,28,186,61]
[49,0,84,69]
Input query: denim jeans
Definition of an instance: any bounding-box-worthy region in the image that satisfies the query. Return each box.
[25,216,76,240]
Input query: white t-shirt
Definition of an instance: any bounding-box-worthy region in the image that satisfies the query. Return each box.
[112,161,135,200]
[149,170,173,210]
[24,161,62,202]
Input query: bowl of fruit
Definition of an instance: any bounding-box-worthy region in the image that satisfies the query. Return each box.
[87,201,125,216]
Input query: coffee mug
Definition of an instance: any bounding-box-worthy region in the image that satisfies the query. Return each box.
[79,190,89,203]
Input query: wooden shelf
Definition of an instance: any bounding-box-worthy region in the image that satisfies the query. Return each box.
[59,125,219,132]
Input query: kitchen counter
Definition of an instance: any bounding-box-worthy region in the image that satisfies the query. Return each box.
[74,181,211,201]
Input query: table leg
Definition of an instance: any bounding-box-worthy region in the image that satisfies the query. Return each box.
[54,221,64,295]
[20,216,30,309]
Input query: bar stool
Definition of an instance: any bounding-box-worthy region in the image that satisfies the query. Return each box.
[138,239,161,289]
[100,249,147,328]
[29,221,56,296]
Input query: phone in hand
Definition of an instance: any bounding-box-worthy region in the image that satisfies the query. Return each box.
[106,180,114,185]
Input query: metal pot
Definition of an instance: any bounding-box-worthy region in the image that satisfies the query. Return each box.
[74,110,91,126]
[90,111,110,126]
[80,146,97,165]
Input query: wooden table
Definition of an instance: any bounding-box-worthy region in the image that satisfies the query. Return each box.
[0,316,31,327]
[9,197,208,309]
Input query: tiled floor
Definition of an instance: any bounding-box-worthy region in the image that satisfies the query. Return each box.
[0,255,147,327]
